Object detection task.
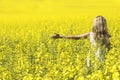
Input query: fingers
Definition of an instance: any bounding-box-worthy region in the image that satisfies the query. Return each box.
[51,33,60,39]
[51,36,57,39]
[54,33,60,36]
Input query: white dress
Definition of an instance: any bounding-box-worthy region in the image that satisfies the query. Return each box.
[87,32,109,67]
[90,32,101,58]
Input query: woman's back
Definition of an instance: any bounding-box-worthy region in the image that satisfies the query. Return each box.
[89,32,110,59]
[87,16,111,66]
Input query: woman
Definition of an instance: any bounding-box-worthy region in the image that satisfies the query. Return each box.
[51,16,111,67]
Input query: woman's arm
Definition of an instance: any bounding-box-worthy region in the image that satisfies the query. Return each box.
[51,32,90,40]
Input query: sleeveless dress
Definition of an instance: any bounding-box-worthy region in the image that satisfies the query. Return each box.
[87,32,110,67]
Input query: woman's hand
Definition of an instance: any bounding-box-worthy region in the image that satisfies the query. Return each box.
[51,33,61,39]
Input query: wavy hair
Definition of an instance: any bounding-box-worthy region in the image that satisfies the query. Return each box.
[92,16,111,48]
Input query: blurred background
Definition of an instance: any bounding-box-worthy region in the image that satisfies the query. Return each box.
[0,0,120,21]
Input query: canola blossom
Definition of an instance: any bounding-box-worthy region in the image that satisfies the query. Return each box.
[0,16,120,80]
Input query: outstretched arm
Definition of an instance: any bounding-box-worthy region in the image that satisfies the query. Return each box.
[51,32,90,40]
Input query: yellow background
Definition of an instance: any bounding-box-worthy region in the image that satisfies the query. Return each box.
[0,0,120,20]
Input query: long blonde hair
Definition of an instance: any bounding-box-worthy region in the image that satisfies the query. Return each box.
[92,16,111,47]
